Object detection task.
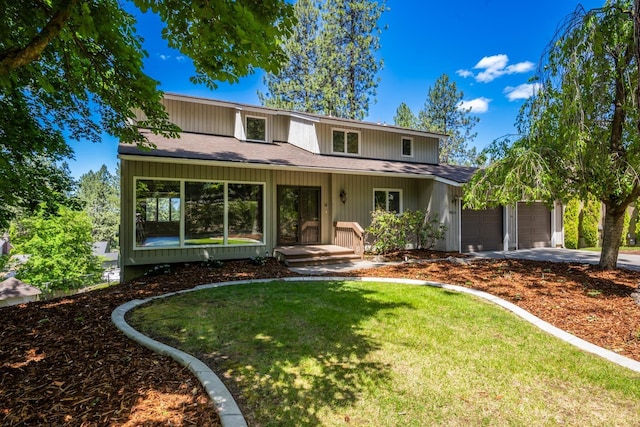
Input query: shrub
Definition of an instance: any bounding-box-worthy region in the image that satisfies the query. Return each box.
[10,204,103,290]
[367,209,447,254]
[366,209,406,254]
[621,210,631,246]
[580,197,600,247]
[564,199,580,249]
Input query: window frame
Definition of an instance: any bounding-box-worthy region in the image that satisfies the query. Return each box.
[133,177,266,251]
[245,115,268,142]
[373,188,403,213]
[401,136,413,158]
[331,128,361,155]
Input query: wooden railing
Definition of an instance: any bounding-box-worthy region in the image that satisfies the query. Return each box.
[334,221,365,259]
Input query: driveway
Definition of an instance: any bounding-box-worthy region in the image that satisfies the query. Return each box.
[469,248,640,271]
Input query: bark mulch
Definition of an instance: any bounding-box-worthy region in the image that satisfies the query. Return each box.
[2,253,640,425]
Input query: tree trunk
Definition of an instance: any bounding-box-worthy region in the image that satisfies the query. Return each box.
[599,204,626,269]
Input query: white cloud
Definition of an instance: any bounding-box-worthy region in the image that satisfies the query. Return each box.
[159,54,171,61]
[176,55,186,62]
[504,83,542,101]
[469,54,535,83]
[458,97,491,114]
[456,69,473,79]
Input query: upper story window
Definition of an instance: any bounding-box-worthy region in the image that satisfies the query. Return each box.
[401,137,413,157]
[246,116,267,142]
[374,189,402,213]
[332,129,360,155]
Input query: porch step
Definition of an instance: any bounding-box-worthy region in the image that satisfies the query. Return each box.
[274,245,361,267]
[284,254,361,267]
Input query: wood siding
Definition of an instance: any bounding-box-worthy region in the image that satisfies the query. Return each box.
[316,123,439,164]
[160,99,235,136]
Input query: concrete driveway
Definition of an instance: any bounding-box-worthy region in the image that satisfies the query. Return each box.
[469,248,640,271]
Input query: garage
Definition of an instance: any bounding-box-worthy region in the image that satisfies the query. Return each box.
[461,207,503,252]
[517,202,551,249]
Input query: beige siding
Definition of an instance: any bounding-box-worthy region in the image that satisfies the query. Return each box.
[316,123,439,164]
[272,115,290,142]
[287,117,320,153]
[160,99,235,136]
[425,182,461,251]
[330,174,420,231]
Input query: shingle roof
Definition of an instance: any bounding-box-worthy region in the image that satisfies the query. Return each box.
[118,130,477,184]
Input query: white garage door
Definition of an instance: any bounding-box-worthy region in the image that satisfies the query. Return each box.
[517,202,551,249]
[461,207,503,252]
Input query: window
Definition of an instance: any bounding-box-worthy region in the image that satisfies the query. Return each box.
[374,189,402,213]
[401,137,413,157]
[135,178,265,248]
[246,116,267,141]
[332,129,360,155]
[135,180,181,247]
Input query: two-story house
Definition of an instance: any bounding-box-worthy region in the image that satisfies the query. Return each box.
[118,93,563,280]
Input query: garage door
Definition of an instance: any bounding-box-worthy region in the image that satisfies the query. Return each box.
[517,202,551,249]
[461,207,503,252]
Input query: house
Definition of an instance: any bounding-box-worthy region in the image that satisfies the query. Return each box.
[118,93,563,280]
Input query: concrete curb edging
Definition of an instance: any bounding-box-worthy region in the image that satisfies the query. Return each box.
[112,275,640,426]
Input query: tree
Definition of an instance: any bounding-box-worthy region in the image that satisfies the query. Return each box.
[393,102,418,129]
[418,74,480,165]
[261,0,386,120]
[260,0,322,112]
[10,204,102,290]
[464,1,639,269]
[1,1,294,223]
[77,165,120,246]
[0,92,78,228]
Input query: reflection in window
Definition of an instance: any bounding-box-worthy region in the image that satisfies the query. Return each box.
[402,137,413,157]
[136,180,181,247]
[374,189,402,213]
[332,129,359,154]
[185,182,224,245]
[228,184,264,244]
[246,116,267,141]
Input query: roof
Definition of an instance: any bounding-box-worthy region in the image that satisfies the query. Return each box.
[163,92,449,140]
[0,277,41,300]
[119,131,477,185]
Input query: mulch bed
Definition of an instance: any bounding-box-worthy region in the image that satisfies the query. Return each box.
[2,252,639,425]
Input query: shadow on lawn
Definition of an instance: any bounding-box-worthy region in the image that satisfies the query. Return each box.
[133,280,410,426]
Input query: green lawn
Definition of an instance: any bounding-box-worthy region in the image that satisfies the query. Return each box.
[130,280,640,426]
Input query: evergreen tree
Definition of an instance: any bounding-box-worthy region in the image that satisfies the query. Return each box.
[260,0,322,112]
[261,0,386,120]
[418,74,479,165]
[393,102,417,129]
[77,165,120,247]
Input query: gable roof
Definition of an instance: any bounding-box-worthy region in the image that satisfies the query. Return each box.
[163,93,449,140]
[119,130,477,185]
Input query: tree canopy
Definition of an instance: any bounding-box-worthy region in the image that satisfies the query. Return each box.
[464,0,639,269]
[76,165,120,247]
[0,0,294,225]
[261,0,386,120]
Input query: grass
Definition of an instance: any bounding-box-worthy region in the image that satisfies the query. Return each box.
[579,246,640,253]
[129,280,640,426]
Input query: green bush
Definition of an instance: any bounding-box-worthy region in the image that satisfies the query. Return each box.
[564,199,580,249]
[367,209,447,254]
[621,210,631,246]
[580,197,600,247]
[367,209,406,254]
[10,204,103,290]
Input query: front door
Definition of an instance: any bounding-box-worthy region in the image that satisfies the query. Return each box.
[277,186,321,245]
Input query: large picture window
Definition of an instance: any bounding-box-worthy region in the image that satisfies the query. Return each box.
[332,129,360,155]
[374,189,402,213]
[135,178,264,248]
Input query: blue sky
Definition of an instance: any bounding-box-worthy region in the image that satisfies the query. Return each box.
[68,0,603,178]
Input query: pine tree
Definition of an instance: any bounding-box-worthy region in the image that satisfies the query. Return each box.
[261,0,386,120]
[393,102,417,129]
[260,0,322,112]
[418,74,479,165]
